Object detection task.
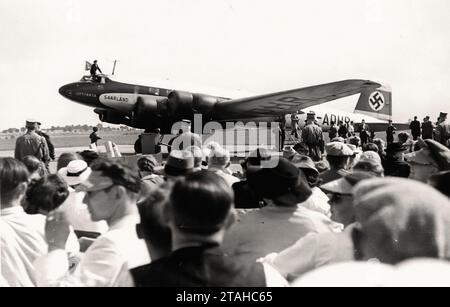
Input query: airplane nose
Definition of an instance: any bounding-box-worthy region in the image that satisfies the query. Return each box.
[59,84,72,98]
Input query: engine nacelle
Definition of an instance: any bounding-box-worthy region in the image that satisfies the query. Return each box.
[98,110,128,125]
[167,90,219,119]
[131,97,159,124]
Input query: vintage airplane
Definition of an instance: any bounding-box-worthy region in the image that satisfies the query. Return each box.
[59,73,401,134]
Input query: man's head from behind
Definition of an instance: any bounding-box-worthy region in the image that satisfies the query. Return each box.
[352,178,450,264]
[0,158,29,207]
[78,160,142,222]
[167,171,234,237]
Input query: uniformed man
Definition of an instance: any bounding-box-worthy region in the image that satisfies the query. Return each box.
[385,120,396,145]
[90,60,102,82]
[435,112,450,148]
[14,119,50,165]
[36,121,55,160]
[301,111,324,161]
[421,116,434,140]
[409,116,421,141]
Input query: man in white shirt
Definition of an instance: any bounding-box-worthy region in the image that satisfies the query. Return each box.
[34,160,150,286]
[0,158,48,286]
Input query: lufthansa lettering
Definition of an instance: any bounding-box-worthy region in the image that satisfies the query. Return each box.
[104,95,129,103]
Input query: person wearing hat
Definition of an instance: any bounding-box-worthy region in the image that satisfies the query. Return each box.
[435,112,450,148]
[291,154,330,217]
[351,177,450,265]
[14,119,50,165]
[385,119,396,145]
[155,149,194,180]
[232,147,272,209]
[301,111,324,161]
[222,157,342,267]
[319,142,354,185]
[58,160,108,236]
[404,139,450,182]
[34,160,150,286]
[421,116,434,140]
[261,171,378,281]
[382,142,411,178]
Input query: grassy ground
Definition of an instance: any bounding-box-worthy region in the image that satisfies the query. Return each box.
[0,131,142,151]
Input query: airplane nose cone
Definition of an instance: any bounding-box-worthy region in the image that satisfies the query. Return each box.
[59,84,72,98]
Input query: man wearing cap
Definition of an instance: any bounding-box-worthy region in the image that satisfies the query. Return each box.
[14,119,50,164]
[385,120,396,145]
[358,119,370,146]
[301,111,324,161]
[34,160,150,286]
[435,112,450,148]
[319,142,354,185]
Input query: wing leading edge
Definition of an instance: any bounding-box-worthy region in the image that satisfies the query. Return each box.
[212,79,381,120]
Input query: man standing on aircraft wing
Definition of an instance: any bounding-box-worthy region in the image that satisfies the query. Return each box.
[90,60,102,82]
[301,112,324,161]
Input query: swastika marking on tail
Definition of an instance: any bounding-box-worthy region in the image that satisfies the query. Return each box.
[368,91,385,112]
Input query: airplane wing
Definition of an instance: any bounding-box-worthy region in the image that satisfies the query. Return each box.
[212,80,381,120]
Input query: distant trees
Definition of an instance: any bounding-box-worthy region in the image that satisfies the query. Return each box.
[2,124,140,134]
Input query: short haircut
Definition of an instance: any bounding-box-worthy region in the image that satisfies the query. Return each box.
[137,183,172,254]
[170,171,234,235]
[372,138,386,154]
[91,160,142,194]
[78,150,100,166]
[57,152,82,170]
[398,132,410,143]
[25,174,69,214]
[0,158,29,204]
[22,155,46,177]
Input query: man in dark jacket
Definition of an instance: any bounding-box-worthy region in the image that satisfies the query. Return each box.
[421,116,434,140]
[385,120,396,145]
[131,171,286,286]
[382,142,411,178]
[90,60,102,82]
[36,122,55,160]
[409,116,421,141]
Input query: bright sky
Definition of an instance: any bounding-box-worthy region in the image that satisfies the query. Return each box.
[1,0,449,131]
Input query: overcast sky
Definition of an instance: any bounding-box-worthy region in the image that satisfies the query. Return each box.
[1,0,449,130]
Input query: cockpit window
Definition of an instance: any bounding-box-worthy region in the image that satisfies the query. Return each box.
[79,75,109,83]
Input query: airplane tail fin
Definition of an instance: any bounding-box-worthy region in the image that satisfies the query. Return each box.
[354,84,392,120]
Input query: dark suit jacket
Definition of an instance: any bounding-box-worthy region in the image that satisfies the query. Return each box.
[131,244,266,287]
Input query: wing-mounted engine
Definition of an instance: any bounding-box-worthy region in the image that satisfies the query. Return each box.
[95,109,130,125]
[131,96,159,126]
[167,90,220,120]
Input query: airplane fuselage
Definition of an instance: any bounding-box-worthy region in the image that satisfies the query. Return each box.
[59,75,395,134]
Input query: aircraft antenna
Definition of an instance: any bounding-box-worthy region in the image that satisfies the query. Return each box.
[112,60,117,75]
